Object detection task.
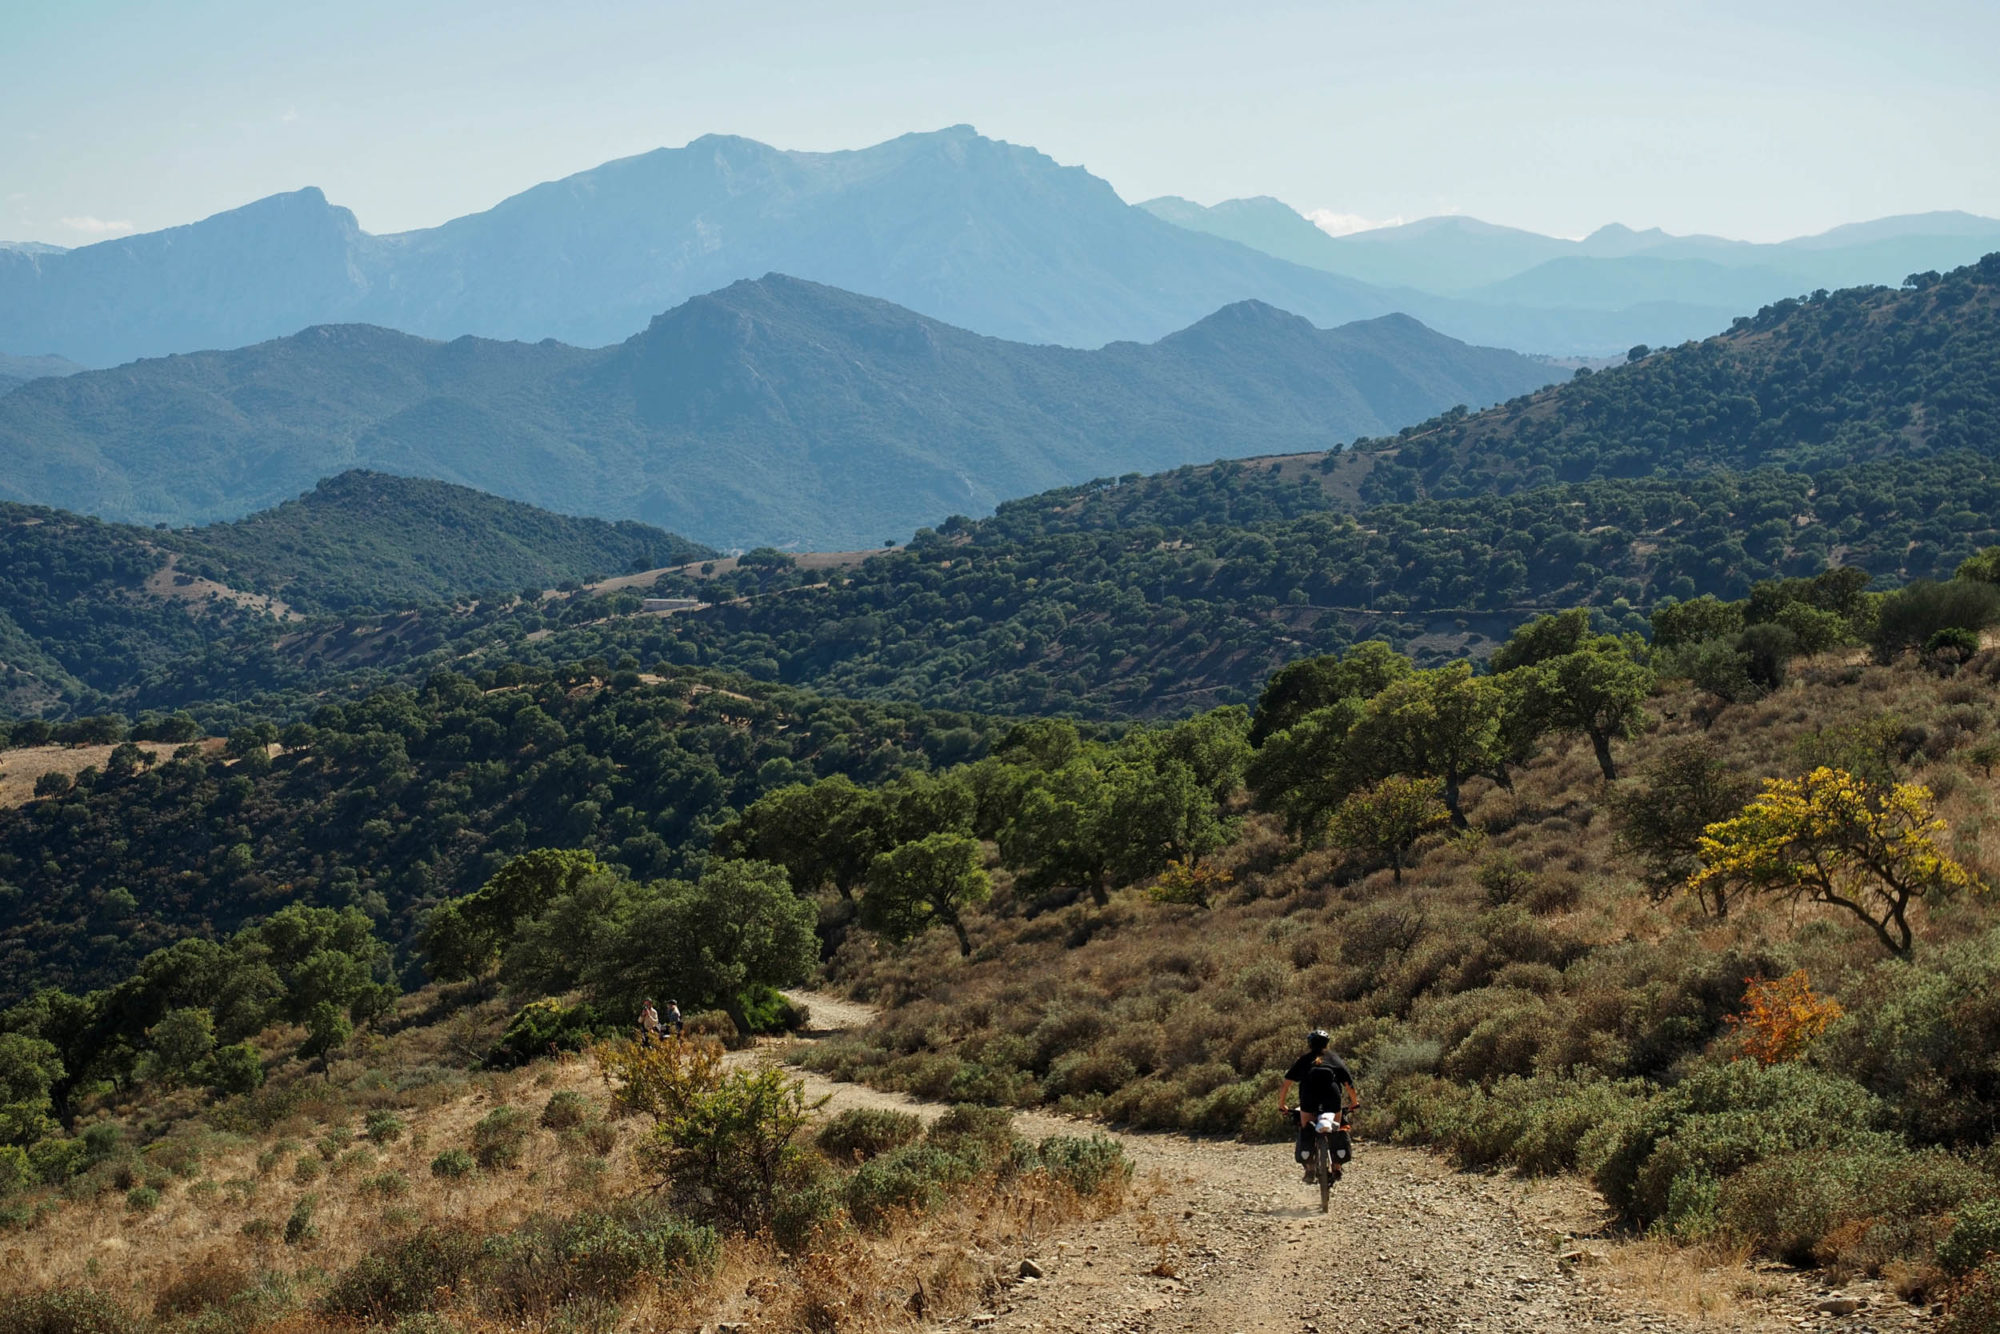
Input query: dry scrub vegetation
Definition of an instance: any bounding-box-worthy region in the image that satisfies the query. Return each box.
[807,648,2000,1313]
[0,995,1129,1333]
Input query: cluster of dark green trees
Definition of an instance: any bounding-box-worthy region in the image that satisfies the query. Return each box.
[0,665,993,999]
[1243,612,1652,881]
[1,904,393,1188]
[719,710,1250,953]
[1650,551,2000,706]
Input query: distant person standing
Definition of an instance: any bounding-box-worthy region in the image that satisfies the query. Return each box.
[664,999,685,1038]
[639,999,663,1044]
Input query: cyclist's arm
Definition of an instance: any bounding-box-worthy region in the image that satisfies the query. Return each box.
[1277,1078,1296,1116]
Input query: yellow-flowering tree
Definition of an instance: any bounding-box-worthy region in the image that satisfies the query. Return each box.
[1688,767,1977,955]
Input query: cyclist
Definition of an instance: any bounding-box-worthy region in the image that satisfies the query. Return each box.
[1277,1029,1358,1182]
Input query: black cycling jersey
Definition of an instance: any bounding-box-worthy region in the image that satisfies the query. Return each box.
[1285,1051,1355,1115]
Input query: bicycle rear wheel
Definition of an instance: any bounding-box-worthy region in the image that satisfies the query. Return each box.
[1316,1136,1333,1212]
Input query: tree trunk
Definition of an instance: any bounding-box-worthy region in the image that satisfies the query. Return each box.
[1391,848,1404,885]
[1088,871,1109,907]
[1589,730,1618,782]
[1442,775,1468,830]
[950,918,972,956]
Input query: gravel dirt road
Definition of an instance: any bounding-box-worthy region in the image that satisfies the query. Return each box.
[769,992,1928,1334]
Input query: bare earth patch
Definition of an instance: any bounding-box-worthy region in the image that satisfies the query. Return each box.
[142,553,299,620]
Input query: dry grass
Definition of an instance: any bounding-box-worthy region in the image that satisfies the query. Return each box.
[0,739,224,809]
[0,982,1127,1333]
[1583,1237,1771,1325]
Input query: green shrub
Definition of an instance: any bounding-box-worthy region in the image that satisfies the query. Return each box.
[364,1111,407,1144]
[429,1149,476,1181]
[360,1170,411,1199]
[28,1138,89,1186]
[481,1206,719,1315]
[1178,1078,1267,1137]
[844,1142,982,1231]
[123,1186,159,1214]
[489,1001,609,1069]
[737,984,807,1035]
[1941,1200,2000,1277]
[290,1156,321,1185]
[472,1106,531,1169]
[283,1195,318,1246]
[319,1225,485,1320]
[0,1144,33,1195]
[1035,1135,1131,1197]
[1591,1060,1893,1231]
[204,1043,265,1096]
[0,1286,134,1334]
[539,1091,591,1131]
[772,1173,847,1253]
[816,1107,921,1162]
[926,1104,1016,1158]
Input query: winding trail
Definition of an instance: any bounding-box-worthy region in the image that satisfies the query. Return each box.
[766,993,1924,1334]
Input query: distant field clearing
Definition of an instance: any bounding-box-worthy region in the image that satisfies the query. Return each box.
[0,739,225,810]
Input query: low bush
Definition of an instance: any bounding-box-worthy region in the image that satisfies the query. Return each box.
[489,1001,609,1069]
[771,1172,847,1253]
[1035,1135,1131,1198]
[364,1111,407,1144]
[0,1286,133,1334]
[816,1107,921,1162]
[1592,1060,1896,1234]
[844,1142,984,1232]
[283,1195,318,1246]
[539,1091,591,1131]
[1941,1201,2000,1278]
[482,1205,719,1315]
[429,1149,476,1180]
[123,1186,159,1214]
[151,1259,257,1319]
[319,1226,485,1321]
[360,1170,411,1199]
[472,1106,532,1169]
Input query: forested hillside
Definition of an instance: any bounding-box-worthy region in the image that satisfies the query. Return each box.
[187,471,710,612]
[0,665,994,998]
[1356,255,2000,502]
[0,475,706,716]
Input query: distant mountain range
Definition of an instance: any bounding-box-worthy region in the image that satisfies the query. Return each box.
[1140,197,2000,348]
[0,274,1561,550]
[8,127,1992,366]
[0,128,1396,365]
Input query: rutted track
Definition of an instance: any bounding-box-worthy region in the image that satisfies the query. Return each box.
[767,993,1918,1334]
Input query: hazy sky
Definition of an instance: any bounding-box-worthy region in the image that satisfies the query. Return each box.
[5,0,1995,247]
